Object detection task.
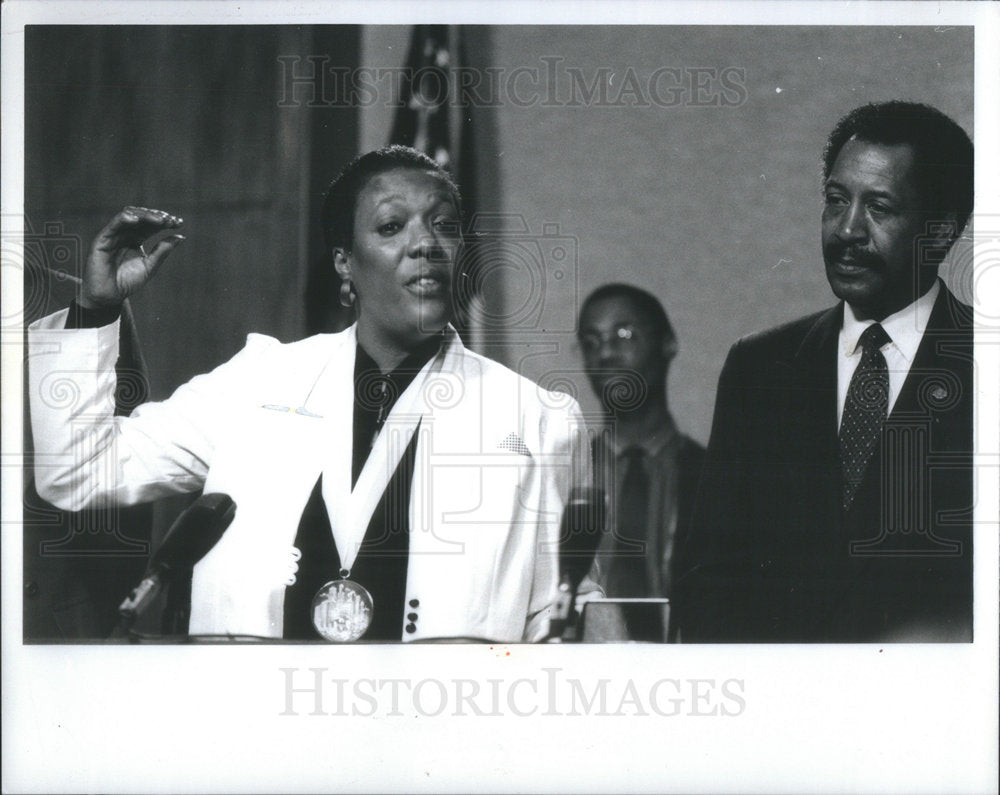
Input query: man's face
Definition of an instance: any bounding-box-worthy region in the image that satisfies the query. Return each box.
[822,138,937,321]
[578,296,668,413]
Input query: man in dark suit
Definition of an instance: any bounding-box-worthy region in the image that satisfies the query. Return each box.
[674,101,974,642]
[578,284,705,635]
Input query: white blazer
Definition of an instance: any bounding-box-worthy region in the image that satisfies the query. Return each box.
[29,312,589,642]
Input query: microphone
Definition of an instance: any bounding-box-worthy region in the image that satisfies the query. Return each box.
[559,486,606,594]
[549,486,606,640]
[118,493,236,622]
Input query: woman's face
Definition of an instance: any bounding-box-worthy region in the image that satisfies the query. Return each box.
[338,167,462,354]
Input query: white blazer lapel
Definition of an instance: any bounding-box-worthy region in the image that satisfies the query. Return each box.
[322,328,450,574]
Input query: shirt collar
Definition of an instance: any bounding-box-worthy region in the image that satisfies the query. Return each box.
[841,279,940,363]
[612,415,679,458]
[355,332,444,380]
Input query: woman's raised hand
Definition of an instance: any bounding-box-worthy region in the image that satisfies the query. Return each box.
[80,206,185,309]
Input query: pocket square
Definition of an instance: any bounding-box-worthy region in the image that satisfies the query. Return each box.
[498,432,532,458]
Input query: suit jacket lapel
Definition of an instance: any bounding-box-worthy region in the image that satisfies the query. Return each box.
[889,285,972,420]
[779,305,843,567]
[792,305,842,465]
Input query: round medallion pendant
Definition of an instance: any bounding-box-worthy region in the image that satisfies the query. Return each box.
[311,579,374,642]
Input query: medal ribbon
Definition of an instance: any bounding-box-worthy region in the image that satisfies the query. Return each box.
[320,335,448,575]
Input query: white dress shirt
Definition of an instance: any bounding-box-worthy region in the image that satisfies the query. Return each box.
[837,280,940,429]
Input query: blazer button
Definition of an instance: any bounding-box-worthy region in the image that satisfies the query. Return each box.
[405,623,417,634]
[408,598,419,608]
[407,612,418,621]
[24,581,39,598]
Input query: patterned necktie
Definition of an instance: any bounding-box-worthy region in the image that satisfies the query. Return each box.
[607,446,650,597]
[839,323,891,511]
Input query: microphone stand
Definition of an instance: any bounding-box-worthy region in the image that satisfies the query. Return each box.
[109,572,165,642]
[547,573,583,642]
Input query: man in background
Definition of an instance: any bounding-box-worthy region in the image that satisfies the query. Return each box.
[674,101,974,642]
[577,284,705,636]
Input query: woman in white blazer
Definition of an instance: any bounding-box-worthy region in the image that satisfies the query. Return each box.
[29,146,589,643]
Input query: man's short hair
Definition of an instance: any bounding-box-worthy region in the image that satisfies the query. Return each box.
[321,145,463,255]
[822,101,974,235]
[578,283,676,345]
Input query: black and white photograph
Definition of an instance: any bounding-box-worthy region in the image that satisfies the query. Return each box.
[3,1,998,792]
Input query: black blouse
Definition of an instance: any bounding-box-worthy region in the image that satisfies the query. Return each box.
[282,334,443,641]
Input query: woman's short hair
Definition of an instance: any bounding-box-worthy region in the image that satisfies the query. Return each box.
[321,145,463,256]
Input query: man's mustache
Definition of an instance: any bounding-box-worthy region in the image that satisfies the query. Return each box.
[825,242,884,269]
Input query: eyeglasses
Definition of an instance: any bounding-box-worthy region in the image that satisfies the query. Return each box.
[578,325,652,354]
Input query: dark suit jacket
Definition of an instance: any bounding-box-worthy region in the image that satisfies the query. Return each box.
[674,284,973,642]
[23,266,153,640]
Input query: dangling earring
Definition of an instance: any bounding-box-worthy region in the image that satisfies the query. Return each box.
[339,278,356,308]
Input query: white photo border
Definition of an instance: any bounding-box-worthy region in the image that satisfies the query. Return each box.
[2,2,998,793]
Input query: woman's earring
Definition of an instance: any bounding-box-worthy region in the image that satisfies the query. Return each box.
[339,278,356,308]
